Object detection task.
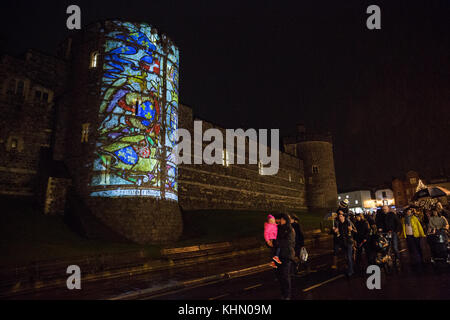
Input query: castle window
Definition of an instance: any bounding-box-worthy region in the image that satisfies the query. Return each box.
[258,161,264,175]
[10,138,18,150]
[35,90,42,101]
[6,136,23,152]
[355,200,359,205]
[299,177,305,184]
[409,178,417,185]
[222,149,230,167]
[312,165,319,174]
[288,173,292,182]
[90,51,99,68]
[81,123,90,143]
[16,80,24,96]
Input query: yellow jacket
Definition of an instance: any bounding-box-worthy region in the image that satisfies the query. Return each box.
[401,215,425,238]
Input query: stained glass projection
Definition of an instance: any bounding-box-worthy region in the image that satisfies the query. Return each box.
[90,21,179,201]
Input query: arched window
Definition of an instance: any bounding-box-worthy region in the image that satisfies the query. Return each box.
[90,51,99,68]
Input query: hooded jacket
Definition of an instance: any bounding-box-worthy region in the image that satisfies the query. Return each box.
[276,222,296,261]
[264,222,278,243]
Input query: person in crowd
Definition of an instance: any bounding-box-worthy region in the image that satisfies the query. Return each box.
[264,214,281,268]
[337,199,350,217]
[275,213,296,300]
[422,209,431,231]
[354,213,370,273]
[436,202,450,221]
[375,208,386,232]
[290,215,310,274]
[426,209,449,263]
[331,211,356,276]
[427,209,449,233]
[367,218,379,265]
[380,205,402,266]
[401,208,426,266]
[365,211,375,226]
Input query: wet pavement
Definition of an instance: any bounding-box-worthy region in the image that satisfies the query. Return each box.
[6,237,450,300]
[151,242,450,300]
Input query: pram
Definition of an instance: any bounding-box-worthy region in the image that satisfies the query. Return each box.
[427,229,450,265]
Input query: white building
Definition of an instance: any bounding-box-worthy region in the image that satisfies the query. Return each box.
[374,188,395,207]
[337,190,373,213]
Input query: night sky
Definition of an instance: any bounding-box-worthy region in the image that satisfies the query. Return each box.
[1,0,449,191]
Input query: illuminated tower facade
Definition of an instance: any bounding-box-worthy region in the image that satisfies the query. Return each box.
[61,21,182,243]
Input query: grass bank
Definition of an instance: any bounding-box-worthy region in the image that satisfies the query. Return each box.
[0,198,327,267]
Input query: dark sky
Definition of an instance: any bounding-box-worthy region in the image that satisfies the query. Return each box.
[1,0,449,191]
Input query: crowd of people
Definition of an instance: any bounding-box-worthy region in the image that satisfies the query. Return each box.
[264,199,450,300]
[331,200,449,276]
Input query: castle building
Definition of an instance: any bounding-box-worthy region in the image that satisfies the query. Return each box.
[0,20,338,244]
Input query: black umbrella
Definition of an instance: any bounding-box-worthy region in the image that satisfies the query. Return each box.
[411,187,450,201]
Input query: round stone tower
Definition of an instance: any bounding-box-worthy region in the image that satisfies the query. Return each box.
[62,20,182,244]
[296,125,338,213]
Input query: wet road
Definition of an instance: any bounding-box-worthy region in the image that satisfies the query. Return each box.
[7,237,450,300]
[150,244,450,300]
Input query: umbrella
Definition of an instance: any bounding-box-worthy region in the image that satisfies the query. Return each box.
[411,186,450,201]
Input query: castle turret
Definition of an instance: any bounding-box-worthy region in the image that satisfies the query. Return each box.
[60,20,182,244]
[285,126,338,213]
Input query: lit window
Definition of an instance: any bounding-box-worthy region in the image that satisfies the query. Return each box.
[338,196,341,200]
[355,200,358,204]
[346,195,349,199]
[90,51,99,68]
[258,161,264,175]
[222,149,230,167]
[410,178,417,185]
[288,173,291,182]
[81,123,90,143]
[312,165,319,174]
[10,138,18,150]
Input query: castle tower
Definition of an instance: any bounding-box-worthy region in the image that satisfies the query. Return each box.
[60,20,182,244]
[294,125,338,213]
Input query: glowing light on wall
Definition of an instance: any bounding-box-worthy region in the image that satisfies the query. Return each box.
[90,21,179,201]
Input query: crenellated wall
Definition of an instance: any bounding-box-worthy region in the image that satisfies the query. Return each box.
[178,104,308,212]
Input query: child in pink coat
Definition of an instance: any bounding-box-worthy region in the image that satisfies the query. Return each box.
[264,214,282,267]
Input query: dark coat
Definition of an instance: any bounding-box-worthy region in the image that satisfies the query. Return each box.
[385,212,401,233]
[291,222,305,248]
[375,212,386,231]
[337,205,349,216]
[276,223,296,261]
[333,218,355,247]
[354,219,370,243]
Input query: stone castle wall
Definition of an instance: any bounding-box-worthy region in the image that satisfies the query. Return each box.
[178,104,308,212]
[0,51,67,197]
